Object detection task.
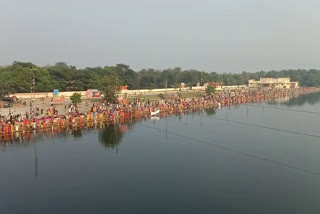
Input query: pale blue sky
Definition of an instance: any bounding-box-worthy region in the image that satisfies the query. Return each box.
[1,0,320,73]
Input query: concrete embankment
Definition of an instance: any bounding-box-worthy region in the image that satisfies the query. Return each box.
[10,86,242,99]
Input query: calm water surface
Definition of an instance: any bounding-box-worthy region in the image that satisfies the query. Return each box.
[1,93,320,214]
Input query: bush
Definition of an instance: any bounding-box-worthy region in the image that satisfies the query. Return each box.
[70,93,82,105]
[99,75,121,103]
[206,85,216,94]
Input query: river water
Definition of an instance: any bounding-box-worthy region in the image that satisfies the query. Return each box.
[1,93,320,214]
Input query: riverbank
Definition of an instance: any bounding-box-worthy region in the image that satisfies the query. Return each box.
[1,87,319,141]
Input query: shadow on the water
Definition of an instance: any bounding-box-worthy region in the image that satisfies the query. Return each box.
[268,92,320,107]
[99,124,123,150]
[0,110,219,148]
[72,128,82,138]
[206,108,216,115]
[98,122,136,150]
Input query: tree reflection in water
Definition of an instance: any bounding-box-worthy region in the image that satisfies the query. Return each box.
[72,128,82,138]
[206,108,216,115]
[99,123,126,150]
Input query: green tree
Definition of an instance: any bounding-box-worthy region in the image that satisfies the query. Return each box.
[114,64,139,89]
[99,75,122,103]
[206,85,216,94]
[70,92,82,106]
[0,82,13,97]
[2,61,320,92]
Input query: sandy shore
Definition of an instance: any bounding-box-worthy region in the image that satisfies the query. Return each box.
[0,97,100,116]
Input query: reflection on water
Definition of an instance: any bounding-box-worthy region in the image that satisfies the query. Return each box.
[72,128,82,138]
[0,109,217,149]
[99,123,131,150]
[268,92,320,107]
[0,122,131,150]
[2,95,320,214]
[1,90,319,150]
[206,108,216,115]
[2,90,319,150]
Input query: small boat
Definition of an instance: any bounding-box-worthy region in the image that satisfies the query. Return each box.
[150,116,160,121]
[150,109,160,116]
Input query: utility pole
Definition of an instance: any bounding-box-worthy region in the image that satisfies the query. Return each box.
[138,73,140,92]
[138,73,140,102]
[30,75,32,95]
[33,73,35,99]
[201,72,203,86]
[115,72,118,85]
[115,72,119,98]
[30,68,35,100]
[165,71,168,100]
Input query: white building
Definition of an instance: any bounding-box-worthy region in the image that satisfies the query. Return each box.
[248,78,299,89]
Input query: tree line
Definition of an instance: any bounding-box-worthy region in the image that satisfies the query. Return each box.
[1,61,320,95]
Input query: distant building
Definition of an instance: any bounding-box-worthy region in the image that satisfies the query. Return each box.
[204,82,223,89]
[121,85,128,90]
[248,78,299,89]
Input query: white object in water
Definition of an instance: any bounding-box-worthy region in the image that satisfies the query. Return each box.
[150,109,160,116]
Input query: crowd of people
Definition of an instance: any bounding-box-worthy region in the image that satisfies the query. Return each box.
[0,87,319,141]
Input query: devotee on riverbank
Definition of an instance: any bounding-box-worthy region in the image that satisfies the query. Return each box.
[0,87,319,138]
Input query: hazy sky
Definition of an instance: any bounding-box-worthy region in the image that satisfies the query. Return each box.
[1,0,320,73]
